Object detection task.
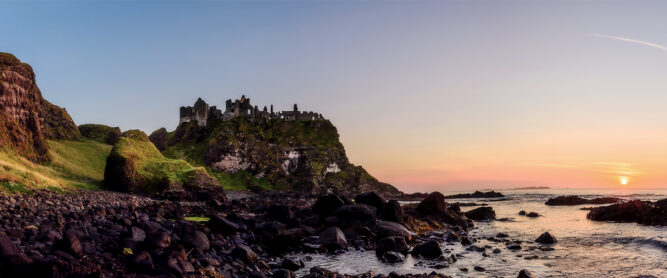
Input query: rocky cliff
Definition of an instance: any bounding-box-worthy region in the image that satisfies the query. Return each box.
[159,116,401,196]
[0,52,80,162]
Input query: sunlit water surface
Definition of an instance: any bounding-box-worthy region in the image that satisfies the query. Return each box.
[290,189,667,278]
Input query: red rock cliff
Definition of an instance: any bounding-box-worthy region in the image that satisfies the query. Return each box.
[0,52,80,162]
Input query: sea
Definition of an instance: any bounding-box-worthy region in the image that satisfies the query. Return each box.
[290,188,667,278]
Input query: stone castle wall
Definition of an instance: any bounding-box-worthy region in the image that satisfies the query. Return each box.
[179,95,324,126]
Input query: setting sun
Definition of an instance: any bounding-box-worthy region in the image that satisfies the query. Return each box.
[619,176,629,185]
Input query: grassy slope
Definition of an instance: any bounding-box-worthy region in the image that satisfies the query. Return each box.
[110,131,208,192]
[0,139,111,192]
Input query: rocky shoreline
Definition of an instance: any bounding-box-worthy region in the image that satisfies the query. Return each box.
[0,190,663,277]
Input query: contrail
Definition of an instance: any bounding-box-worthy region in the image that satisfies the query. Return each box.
[590,34,667,51]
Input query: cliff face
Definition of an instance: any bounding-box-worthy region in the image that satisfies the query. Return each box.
[161,117,401,196]
[0,53,80,162]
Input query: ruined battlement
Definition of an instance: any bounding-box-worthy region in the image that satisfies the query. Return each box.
[179,95,324,126]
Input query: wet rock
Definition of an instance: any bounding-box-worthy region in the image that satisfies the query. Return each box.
[319,226,347,252]
[464,207,496,220]
[312,194,345,217]
[474,266,485,272]
[376,220,411,241]
[379,200,404,223]
[232,245,257,264]
[535,232,557,244]
[518,210,526,216]
[146,231,171,249]
[526,212,540,218]
[445,191,504,199]
[507,243,522,250]
[355,192,387,210]
[332,204,377,224]
[417,192,447,215]
[587,199,667,226]
[381,251,405,263]
[411,240,443,259]
[273,269,295,278]
[376,236,409,256]
[281,258,304,271]
[267,205,294,223]
[517,269,535,278]
[546,196,621,206]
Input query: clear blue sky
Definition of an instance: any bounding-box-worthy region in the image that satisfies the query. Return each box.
[3,1,667,191]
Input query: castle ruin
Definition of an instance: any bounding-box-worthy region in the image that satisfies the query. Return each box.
[179,95,324,126]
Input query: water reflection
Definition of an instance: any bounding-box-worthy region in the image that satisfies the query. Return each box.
[291,189,667,278]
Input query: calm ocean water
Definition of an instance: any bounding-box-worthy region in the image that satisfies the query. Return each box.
[291,188,667,278]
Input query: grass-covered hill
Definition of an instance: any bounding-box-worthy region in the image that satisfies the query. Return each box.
[0,139,111,193]
[104,129,225,203]
[158,116,401,196]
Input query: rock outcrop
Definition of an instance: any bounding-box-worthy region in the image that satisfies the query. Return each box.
[79,124,121,145]
[103,130,225,204]
[586,199,666,226]
[160,112,401,196]
[0,52,80,161]
[546,196,621,206]
[445,191,504,199]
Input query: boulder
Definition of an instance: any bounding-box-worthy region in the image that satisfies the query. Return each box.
[281,258,304,271]
[273,269,295,278]
[355,192,387,210]
[56,230,83,257]
[381,251,405,263]
[376,220,411,241]
[464,207,496,220]
[518,210,526,216]
[417,192,447,215]
[319,226,347,251]
[208,215,239,235]
[231,245,257,264]
[332,204,377,224]
[148,128,169,151]
[267,205,294,223]
[410,240,443,259]
[517,269,535,278]
[526,212,540,218]
[0,234,19,256]
[146,231,171,249]
[535,232,557,244]
[587,199,667,226]
[182,230,210,253]
[312,194,345,217]
[379,200,404,223]
[376,236,409,256]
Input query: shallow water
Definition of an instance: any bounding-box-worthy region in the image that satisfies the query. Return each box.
[291,188,667,278]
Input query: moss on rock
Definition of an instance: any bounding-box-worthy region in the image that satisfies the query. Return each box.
[104,130,225,203]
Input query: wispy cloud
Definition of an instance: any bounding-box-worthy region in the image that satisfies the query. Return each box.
[590,34,667,51]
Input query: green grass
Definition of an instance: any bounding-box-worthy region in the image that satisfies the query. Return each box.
[184,216,210,222]
[0,181,32,194]
[0,139,111,192]
[110,131,210,192]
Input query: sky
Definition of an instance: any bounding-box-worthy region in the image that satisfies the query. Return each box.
[2,1,667,192]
